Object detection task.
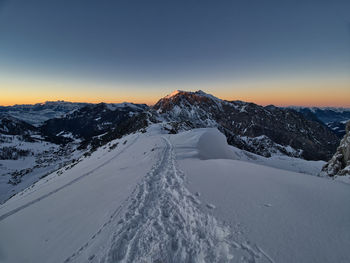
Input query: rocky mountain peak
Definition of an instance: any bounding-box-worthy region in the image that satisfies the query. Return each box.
[153,90,224,115]
[163,90,217,99]
[153,90,339,161]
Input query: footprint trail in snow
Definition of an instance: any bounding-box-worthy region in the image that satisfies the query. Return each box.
[71,137,274,263]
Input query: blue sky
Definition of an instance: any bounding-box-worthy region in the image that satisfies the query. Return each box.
[0,0,349,106]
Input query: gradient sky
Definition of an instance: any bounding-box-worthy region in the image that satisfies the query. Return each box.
[0,0,349,106]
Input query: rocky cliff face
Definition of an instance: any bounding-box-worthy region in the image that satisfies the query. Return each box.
[154,90,339,161]
[321,121,350,176]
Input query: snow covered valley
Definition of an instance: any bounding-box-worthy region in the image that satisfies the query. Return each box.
[0,126,349,262]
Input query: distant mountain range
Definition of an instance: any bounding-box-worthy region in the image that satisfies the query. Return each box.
[2,92,348,161]
[287,106,350,137]
[0,101,88,126]
[1,91,348,202]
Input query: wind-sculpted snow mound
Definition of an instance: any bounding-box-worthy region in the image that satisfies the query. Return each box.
[198,129,237,160]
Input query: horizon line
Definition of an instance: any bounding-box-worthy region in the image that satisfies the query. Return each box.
[1,99,350,109]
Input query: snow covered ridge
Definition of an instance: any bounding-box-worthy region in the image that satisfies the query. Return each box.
[0,127,349,262]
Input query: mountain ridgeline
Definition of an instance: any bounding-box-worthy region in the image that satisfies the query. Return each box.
[0,91,343,162]
[154,90,339,161]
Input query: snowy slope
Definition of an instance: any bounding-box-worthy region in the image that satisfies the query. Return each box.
[173,129,350,262]
[0,126,349,263]
[0,132,157,263]
[0,134,83,203]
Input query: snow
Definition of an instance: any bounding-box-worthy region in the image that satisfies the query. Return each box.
[0,133,156,262]
[197,129,237,160]
[0,126,349,262]
[239,105,247,113]
[173,129,350,263]
[0,135,83,203]
[180,159,350,262]
[105,102,144,111]
[56,131,75,138]
[229,144,323,176]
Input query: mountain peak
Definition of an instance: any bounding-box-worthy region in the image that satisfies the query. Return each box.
[154,90,222,113]
[163,90,220,101]
[164,90,185,99]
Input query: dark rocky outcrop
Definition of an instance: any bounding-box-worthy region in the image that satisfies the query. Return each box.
[321,121,350,177]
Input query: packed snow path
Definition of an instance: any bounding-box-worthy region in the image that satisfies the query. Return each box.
[69,136,273,263]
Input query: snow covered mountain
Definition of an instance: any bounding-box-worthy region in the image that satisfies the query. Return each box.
[0,125,349,263]
[154,90,339,161]
[0,115,84,203]
[0,103,149,203]
[1,91,344,203]
[41,102,149,148]
[290,106,350,137]
[0,101,88,126]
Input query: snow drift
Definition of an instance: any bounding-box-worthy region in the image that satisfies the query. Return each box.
[197,129,237,160]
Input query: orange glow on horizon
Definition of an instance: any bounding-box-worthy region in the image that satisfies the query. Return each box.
[1,77,349,107]
[1,91,349,108]
[222,87,350,107]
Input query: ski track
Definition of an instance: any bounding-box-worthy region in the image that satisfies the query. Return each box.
[0,135,139,222]
[68,136,274,263]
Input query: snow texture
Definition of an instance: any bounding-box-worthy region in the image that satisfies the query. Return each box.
[0,126,349,263]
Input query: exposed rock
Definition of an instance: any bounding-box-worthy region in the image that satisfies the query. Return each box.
[321,121,350,177]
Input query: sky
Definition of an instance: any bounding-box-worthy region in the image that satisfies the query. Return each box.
[0,0,349,106]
